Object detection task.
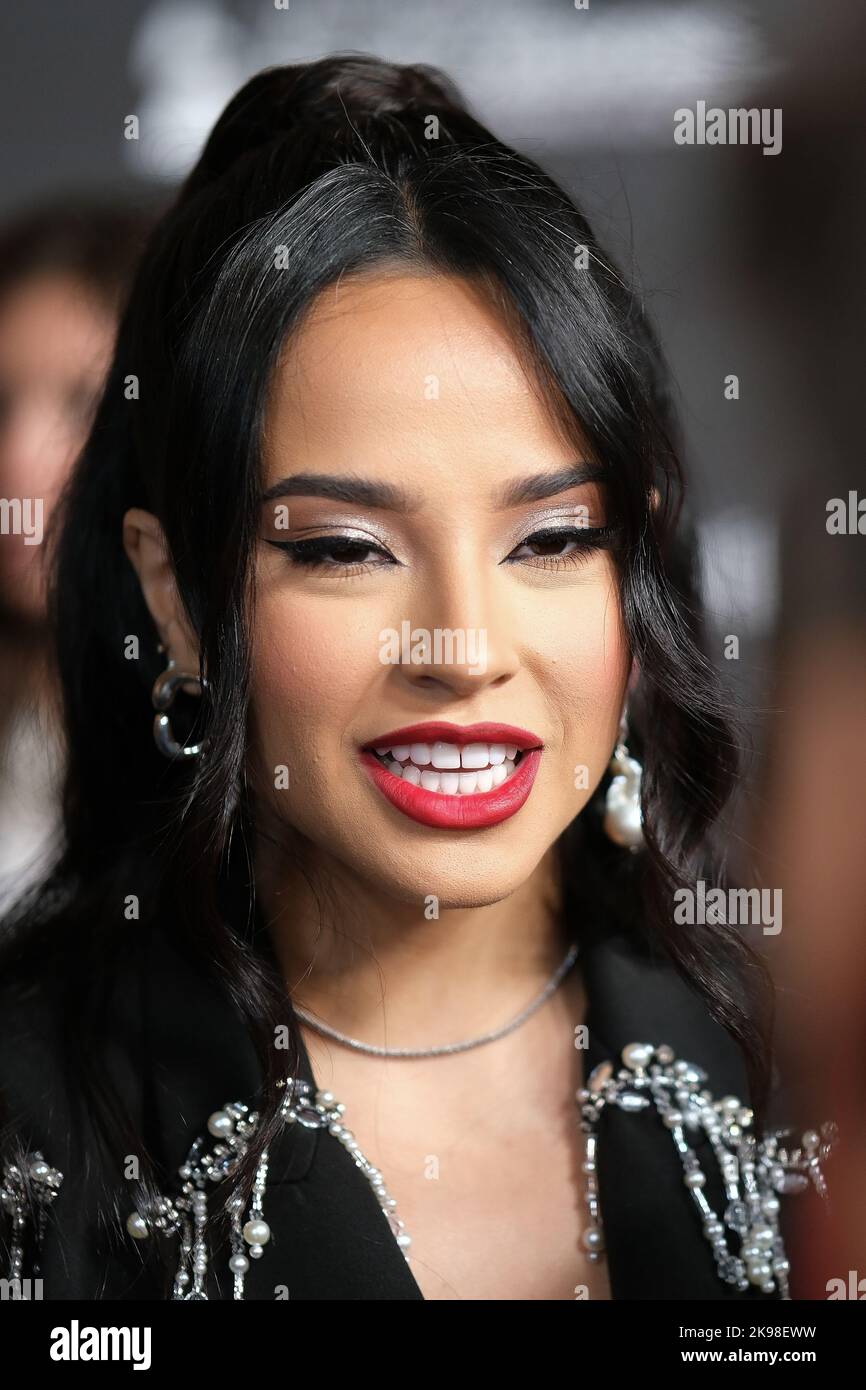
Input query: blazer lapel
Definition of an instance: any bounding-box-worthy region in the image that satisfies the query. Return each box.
[243,1021,425,1300]
[581,925,779,1301]
[141,925,423,1299]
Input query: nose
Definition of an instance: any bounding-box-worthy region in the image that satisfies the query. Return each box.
[388,551,520,701]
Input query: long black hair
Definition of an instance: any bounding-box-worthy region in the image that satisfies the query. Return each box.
[0,54,773,1281]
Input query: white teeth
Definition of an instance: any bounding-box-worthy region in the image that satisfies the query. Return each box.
[374,740,526,769]
[461,743,489,770]
[369,736,533,796]
[430,741,461,770]
[452,742,513,769]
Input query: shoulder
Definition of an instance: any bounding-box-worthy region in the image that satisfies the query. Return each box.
[580,922,752,1094]
[0,954,98,1296]
[577,924,840,1300]
[0,927,192,1297]
[0,921,269,1298]
[0,948,72,1156]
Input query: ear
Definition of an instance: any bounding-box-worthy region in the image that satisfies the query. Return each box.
[122,507,200,673]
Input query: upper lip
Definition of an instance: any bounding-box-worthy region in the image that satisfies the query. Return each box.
[362,721,544,751]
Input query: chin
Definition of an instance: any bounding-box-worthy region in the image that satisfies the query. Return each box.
[352,837,557,913]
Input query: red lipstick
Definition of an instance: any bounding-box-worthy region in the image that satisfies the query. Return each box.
[359,722,544,830]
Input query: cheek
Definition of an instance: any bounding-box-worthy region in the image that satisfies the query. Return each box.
[563,587,628,705]
[529,563,630,782]
[247,592,380,767]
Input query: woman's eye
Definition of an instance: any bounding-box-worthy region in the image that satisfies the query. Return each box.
[506,525,612,568]
[265,525,613,575]
[265,535,396,572]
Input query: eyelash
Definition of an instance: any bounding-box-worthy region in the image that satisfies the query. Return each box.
[265,526,615,576]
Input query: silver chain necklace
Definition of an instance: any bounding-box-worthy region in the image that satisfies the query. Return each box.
[290,941,580,1058]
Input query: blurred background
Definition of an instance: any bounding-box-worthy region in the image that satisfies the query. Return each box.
[0,0,863,1290]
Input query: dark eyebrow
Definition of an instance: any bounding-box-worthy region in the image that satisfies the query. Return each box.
[259,461,605,512]
[259,473,413,511]
[496,462,605,507]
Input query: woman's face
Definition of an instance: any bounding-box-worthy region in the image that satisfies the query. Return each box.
[249,271,630,908]
[0,273,114,621]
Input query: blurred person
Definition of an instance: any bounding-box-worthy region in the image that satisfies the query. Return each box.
[0,198,150,899]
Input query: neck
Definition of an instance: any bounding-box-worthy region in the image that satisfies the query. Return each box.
[257,834,572,1050]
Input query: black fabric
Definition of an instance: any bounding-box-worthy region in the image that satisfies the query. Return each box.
[581,922,777,1302]
[0,918,810,1301]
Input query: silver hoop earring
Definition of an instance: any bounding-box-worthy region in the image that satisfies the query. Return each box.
[603,711,644,850]
[151,657,207,760]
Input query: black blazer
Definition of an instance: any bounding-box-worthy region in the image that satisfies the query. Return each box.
[0,919,831,1301]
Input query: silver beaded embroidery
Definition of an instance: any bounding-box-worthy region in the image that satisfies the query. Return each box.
[577,1042,838,1299]
[0,1150,63,1290]
[2,1048,838,1299]
[124,1076,411,1299]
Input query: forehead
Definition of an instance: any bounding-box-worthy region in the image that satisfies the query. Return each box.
[263,270,578,475]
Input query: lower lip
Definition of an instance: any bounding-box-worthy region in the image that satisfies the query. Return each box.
[359,749,543,830]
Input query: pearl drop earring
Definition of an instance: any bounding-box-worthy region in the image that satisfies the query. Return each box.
[603,711,644,850]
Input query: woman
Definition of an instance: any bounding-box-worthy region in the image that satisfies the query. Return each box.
[0,198,152,903]
[0,55,835,1302]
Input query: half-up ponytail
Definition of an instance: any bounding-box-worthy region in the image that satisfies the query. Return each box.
[183,54,478,199]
